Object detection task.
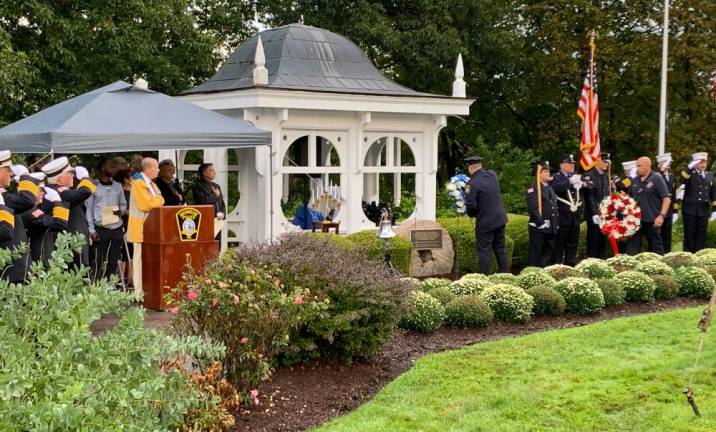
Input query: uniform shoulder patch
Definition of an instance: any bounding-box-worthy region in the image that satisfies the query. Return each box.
[527,187,534,193]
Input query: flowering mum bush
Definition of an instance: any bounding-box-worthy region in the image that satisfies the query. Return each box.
[606,254,639,273]
[167,251,321,394]
[479,284,534,323]
[650,275,680,300]
[635,260,676,277]
[461,272,489,281]
[487,273,520,286]
[526,286,566,316]
[695,248,716,257]
[426,286,457,306]
[635,252,662,262]
[695,251,716,267]
[544,264,581,281]
[230,234,410,364]
[517,270,556,290]
[662,251,698,269]
[444,295,493,328]
[450,276,490,296]
[400,291,445,333]
[520,266,544,275]
[595,278,626,307]
[613,271,656,302]
[554,277,605,314]
[575,258,615,279]
[419,277,453,292]
[675,267,716,299]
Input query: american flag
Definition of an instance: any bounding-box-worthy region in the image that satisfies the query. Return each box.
[711,69,716,101]
[577,41,600,170]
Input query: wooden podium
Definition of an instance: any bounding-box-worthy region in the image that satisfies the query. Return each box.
[141,205,219,310]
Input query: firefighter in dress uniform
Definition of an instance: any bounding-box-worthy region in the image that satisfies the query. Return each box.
[21,172,70,267]
[656,153,678,253]
[679,152,716,253]
[550,154,583,266]
[583,153,611,258]
[526,161,559,267]
[464,156,509,275]
[41,157,96,268]
[0,151,41,283]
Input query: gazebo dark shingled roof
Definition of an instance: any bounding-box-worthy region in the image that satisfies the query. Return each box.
[182,24,439,97]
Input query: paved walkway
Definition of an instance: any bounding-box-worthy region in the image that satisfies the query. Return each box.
[90,306,172,334]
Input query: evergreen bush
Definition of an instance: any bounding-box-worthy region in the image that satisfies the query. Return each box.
[675,267,716,299]
[436,216,515,273]
[526,285,566,316]
[479,284,534,323]
[400,291,446,333]
[444,295,494,328]
[554,277,605,314]
[614,271,656,302]
[595,278,626,307]
[575,258,615,279]
[344,230,413,274]
[650,274,680,300]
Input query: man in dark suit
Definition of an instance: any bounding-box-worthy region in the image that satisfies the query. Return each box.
[526,161,559,267]
[550,154,583,266]
[680,152,716,252]
[583,153,611,258]
[464,156,508,274]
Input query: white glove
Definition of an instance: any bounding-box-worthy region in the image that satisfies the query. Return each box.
[216,212,225,220]
[688,160,699,169]
[628,168,637,179]
[711,211,716,222]
[592,215,600,225]
[74,166,89,180]
[672,213,679,224]
[569,175,582,185]
[43,186,61,202]
[0,193,5,205]
[676,185,685,201]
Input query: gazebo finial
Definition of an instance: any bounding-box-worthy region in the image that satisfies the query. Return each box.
[253,35,268,86]
[452,53,466,98]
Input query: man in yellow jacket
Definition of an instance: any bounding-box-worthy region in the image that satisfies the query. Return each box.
[127,157,164,297]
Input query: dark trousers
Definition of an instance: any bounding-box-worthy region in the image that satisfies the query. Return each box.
[586,217,607,259]
[90,227,125,281]
[660,215,673,254]
[626,222,663,255]
[552,223,579,266]
[476,225,508,275]
[528,230,555,267]
[683,214,708,253]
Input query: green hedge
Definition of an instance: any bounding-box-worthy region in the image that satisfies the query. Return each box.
[343,230,413,274]
[707,221,716,248]
[437,217,514,274]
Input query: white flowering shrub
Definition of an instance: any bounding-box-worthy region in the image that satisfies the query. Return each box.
[444,295,493,328]
[426,287,457,306]
[696,251,716,267]
[675,267,716,299]
[695,248,716,257]
[575,258,615,279]
[635,260,675,277]
[418,277,452,292]
[399,291,445,333]
[635,252,662,262]
[479,284,534,323]
[662,251,698,269]
[544,264,580,281]
[650,274,680,300]
[450,277,490,296]
[614,271,656,302]
[595,278,626,306]
[554,277,605,314]
[517,271,556,290]
[606,254,639,273]
[526,286,566,316]
[487,273,519,286]
[461,273,488,281]
[520,266,544,275]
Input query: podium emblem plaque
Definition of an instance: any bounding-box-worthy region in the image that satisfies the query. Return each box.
[176,207,202,241]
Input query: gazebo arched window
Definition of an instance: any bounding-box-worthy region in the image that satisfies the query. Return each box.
[281,133,342,222]
[362,134,418,223]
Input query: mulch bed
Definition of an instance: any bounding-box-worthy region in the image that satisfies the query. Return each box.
[232,297,704,431]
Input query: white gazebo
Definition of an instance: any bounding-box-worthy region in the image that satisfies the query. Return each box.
[168,23,473,246]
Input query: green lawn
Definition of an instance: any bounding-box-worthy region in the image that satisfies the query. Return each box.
[316,307,716,432]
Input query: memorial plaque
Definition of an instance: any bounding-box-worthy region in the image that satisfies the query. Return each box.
[411,229,443,250]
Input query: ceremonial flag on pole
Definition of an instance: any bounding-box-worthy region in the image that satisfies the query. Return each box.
[577,34,600,170]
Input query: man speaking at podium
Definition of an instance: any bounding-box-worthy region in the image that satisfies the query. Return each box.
[127,158,164,297]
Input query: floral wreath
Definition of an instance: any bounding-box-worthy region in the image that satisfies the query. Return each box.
[598,192,641,253]
[446,174,470,214]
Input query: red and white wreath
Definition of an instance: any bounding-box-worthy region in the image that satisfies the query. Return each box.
[598,192,641,244]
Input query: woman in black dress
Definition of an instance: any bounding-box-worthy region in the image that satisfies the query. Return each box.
[192,163,226,220]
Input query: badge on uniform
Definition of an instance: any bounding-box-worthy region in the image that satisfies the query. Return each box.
[646,182,653,189]
[176,207,202,241]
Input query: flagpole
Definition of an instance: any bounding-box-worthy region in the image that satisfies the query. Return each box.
[658,0,670,155]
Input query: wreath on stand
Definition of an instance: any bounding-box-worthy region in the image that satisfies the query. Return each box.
[597,191,641,254]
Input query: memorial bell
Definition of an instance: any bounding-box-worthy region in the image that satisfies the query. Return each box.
[377,210,396,239]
